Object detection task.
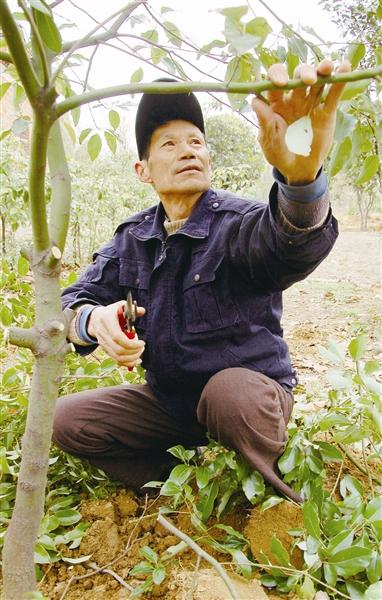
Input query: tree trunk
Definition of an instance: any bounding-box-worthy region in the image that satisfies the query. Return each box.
[2,263,67,599]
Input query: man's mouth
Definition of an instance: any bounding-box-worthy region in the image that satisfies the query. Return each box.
[177,164,202,174]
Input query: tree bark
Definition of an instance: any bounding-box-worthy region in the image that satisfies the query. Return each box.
[2,264,67,599]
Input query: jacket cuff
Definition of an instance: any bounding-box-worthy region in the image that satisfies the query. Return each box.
[67,304,98,347]
[273,167,327,203]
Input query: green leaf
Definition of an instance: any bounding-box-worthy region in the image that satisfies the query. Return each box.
[299,575,315,599]
[108,110,120,131]
[34,543,52,564]
[104,131,117,155]
[1,305,12,326]
[329,137,352,177]
[152,565,166,585]
[30,0,51,16]
[347,43,366,69]
[340,80,369,101]
[326,530,354,555]
[140,545,157,564]
[270,536,290,566]
[71,106,80,126]
[242,471,265,503]
[141,29,159,43]
[198,480,219,521]
[159,480,181,496]
[131,67,144,83]
[303,501,320,539]
[348,334,367,361]
[356,155,380,185]
[87,134,102,161]
[79,128,92,144]
[195,466,211,489]
[17,255,29,276]
[278,445,301,474]
[163,21,182,47]
[365,497,382,541]
[168,464,193,486]
[261,496,284,512]
[334,110,356,142]
[54,508,81,526]
[317,441,343,463]
[198,39,227,56]
[217,6,248,20]
[34,10,62,53]
[365,583,382,600]
[151,47,167,65]
[328,546,372,577]
[285,116,313,157]
[0,82,11,100]
[230,548,252,578]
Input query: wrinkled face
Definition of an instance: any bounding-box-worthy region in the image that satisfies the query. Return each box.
[135,120,211,196]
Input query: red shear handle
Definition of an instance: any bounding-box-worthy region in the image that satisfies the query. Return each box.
[117,304,136,370]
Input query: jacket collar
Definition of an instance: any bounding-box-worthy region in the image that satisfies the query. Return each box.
[129,188,217,241]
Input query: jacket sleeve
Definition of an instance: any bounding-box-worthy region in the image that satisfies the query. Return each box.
[61,241,124,311]
[231,182,338,293]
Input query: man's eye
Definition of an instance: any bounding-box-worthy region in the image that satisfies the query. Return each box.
[191,138,202,145]
[162,140,175,147]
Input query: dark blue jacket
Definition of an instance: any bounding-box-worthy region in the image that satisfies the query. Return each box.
[62,184,338,417]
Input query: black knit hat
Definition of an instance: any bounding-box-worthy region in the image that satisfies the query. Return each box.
[135,79,205,159]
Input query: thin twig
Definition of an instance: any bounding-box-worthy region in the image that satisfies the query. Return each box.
[362,439,375,496]
[157,514,241,600]
[330,460,344,498]
[338,443,380,484]
[88,562,134,590]
[83,44,99,92]
[58,496,150,600]
[52,1,146,84]
[250,0,322,61]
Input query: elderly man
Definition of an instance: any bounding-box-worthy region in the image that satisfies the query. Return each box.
[53,60,350,503]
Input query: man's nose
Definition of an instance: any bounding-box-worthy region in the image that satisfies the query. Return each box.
[178,141,196,157]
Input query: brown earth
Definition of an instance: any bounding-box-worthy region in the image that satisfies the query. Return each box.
[3,228,381,600]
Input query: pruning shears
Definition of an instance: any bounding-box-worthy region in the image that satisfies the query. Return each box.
[117,291,138,370]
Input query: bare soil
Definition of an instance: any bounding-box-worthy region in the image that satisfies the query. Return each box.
[7,228,382,600]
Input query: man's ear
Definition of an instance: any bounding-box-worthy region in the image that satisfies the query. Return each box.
[134,160,152,183]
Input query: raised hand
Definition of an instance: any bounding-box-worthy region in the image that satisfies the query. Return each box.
[88,300,146,368]
[252,59,352,184]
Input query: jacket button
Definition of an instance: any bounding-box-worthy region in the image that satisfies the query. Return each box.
[145,215,150,220]
[194,273,200,282]
[212,202,219,208]
[135,277,140,285]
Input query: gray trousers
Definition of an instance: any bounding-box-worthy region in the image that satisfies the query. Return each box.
[52,368,301,503]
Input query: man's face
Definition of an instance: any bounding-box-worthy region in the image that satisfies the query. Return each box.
[135,120,211,196]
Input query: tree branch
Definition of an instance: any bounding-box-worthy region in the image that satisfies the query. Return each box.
[18,0,50,87]
[54,65,382,119]
[157,515,240,600]
[0,1,40,103]
[51,1,146,83]
[29,113,51,252]
[47,120,71,253]
[7,326,37,352]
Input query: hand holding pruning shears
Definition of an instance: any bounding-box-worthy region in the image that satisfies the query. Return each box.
[117,292,139,371]
[87,294,145,368]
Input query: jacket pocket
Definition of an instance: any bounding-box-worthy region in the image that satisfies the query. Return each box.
[183,254,239,333]
[119,260,151,330]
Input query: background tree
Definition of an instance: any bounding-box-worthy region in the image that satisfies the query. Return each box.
[0,1,381,598]
[323,0,382,227]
